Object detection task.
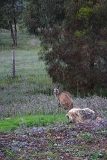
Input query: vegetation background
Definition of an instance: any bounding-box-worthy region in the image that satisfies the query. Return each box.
[0,1,107,159]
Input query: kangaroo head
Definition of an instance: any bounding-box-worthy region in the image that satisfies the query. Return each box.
[53,87,60,96]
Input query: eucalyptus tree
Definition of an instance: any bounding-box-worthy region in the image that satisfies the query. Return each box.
[40,0,107,95]
[23,0,107,95]
[25,0,65,34]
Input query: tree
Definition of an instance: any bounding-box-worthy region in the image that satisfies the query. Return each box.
[0,0,23,78]
[40,0,107,94]
[24,0,65,34]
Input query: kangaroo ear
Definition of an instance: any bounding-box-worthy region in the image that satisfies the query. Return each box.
[53,83,60,89]
[57,84,60,89]
[66,113,69,117]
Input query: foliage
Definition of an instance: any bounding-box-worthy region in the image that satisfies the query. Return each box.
[90,151,105,160]
[78,132,94,143]
[0,0,23,30]
[77,6,93,20]
[39,0,107,94]
[24,0,65,34]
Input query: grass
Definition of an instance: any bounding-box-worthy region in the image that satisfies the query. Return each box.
[0,49,52,85]
[0,30,54,118]
[0,30,50,80]
[0,31,52,86]
[0,114,66,132]
[89,151,107,160]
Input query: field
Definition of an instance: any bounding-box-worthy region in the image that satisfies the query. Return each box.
[0,31,107,160]
[0,31,54,118]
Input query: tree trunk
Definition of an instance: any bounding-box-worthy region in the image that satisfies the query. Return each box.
[9,18,17,78]
[88,49,95,93]
[14,17,17,46]
[12,48,16,78]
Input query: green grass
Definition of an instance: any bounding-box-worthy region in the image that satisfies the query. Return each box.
[0,114,66,132]
[89,151,107,160]
[0,31,54,118]
[0,31,52,85]
[77,132,94,143]
[0,49,52,84]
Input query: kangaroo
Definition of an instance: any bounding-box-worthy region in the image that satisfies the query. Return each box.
[53,87,73,110]
[66,107,96,123]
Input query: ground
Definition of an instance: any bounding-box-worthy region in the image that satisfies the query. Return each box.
[0,119,107,160]
[0,31,107,160]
